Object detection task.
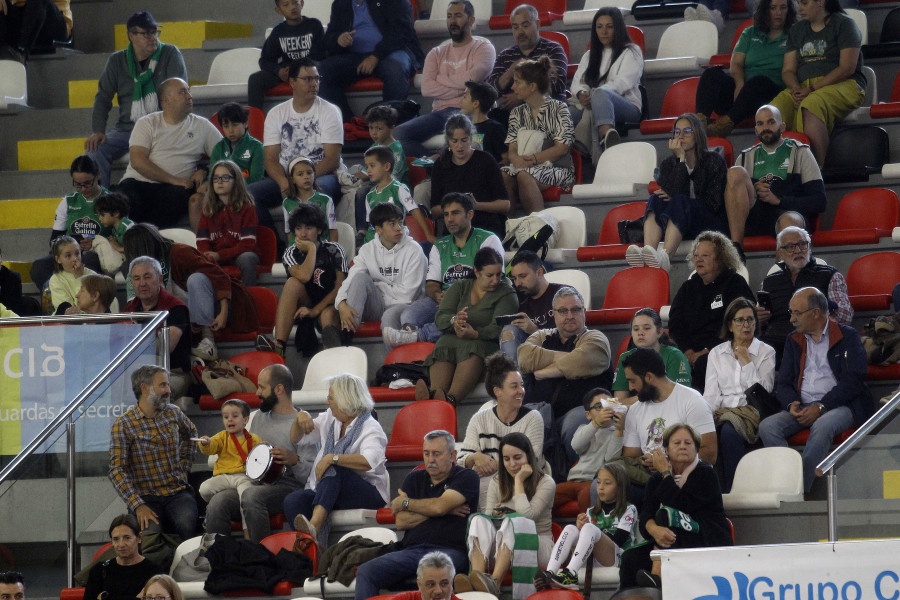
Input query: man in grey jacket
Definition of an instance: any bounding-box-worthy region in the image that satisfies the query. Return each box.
[84,10,187,187]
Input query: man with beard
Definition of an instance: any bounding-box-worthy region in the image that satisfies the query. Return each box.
[500,250,563,365]
[723,105,825,258]
[486,4,567,125]
[354,430,478,600]
[109,365,199,540]
[519,287,611,465]
[393,0,496,158]
[382,192,504,348]
[621,348,717,486]
[204,364,316,542]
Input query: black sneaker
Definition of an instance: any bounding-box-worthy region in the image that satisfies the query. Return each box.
[549,568,579,590]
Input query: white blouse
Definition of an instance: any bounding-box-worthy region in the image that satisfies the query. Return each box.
[570,45,643,110]
[703,338,776,410]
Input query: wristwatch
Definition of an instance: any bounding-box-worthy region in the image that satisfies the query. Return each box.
[817,403,827,414]
[332,454,340,465]
[402,498,410,511]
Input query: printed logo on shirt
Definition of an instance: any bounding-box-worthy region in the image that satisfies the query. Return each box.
[241,150,252,159]
[380,266,400,276]
[279,33,314,60]
[72,217,100,237]
[313,268,324,288]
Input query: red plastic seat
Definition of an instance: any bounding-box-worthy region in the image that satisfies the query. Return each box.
[867,363,900,380]
[787,427,856,446]
[552,500,580,518]
[60,543,113,600]
[215,286,277,343]
[586,267,669,325]
[222,532,316,597]
[575,201,646,262]
[369,342,435,403]
[385,400,457,461]
[846,252,900,311]
[811,188,899,247]
[355,321,383,337]
[489,0,565,29]
[541,148,583,202]
[527,590,585,599]
[405,214,435,243]
[708,18,753,67]
[407,157,428,189]
[870,72,900,118]
[229,513,286,533]
[539,30,575,78]
[627,26,645,54]
[210,106,265,141]
[264,82,291,97]
[708,136,733,165]
[198,350,285,410]
[639,77,699,134]
[222,226,278,278]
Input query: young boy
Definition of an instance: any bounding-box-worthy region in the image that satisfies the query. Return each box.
[282,156,338,244]
[198,398,264,538]
[92,192,134,275]
[248,0,325,110]
[259,204,348,357]
[209,102,264,183]
[353,105,409,230]
[335,202,426,345]
[362,146,434,244]
[462,80,508,164]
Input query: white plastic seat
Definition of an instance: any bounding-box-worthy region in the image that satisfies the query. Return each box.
[563,0,631,24]
[159,228,198,248]
[643,21,718,76]
[0,60,28,108]
[416,0,492,34]
[301,527,399,597]
[301,0,333,25]
[336,221,356,257]
[846,8,868,45]
[458,593,501,600]
[541,206,586,249]
[189,48,261,101]
[292,346,368,407]
[545,269,592,308]
[722,447,804,510]
[170,536,216,599]
[572,142,656,200]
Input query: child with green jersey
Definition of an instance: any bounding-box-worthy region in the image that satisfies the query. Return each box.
[362,146,434,244]
[93,192,134,275]
[282,156,338,244]
[209,103,264,183]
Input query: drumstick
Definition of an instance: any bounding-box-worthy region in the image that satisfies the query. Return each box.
[189,437,204,442]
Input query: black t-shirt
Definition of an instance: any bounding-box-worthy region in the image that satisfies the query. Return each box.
[474,119,508,164]
[518,282,564,331]
[83,558,164,600]
[432,149,508,238]
[399,464,479,552]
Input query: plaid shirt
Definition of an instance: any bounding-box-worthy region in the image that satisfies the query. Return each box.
[109,403,198,510]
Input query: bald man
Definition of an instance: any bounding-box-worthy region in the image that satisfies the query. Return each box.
[117,77,222,230]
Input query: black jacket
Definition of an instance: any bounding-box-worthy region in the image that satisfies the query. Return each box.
[323,0,425,68]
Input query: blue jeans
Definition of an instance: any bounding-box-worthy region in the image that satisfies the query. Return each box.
[394,107,459,158]
[499,324,529,366]
[559,405,590,463]
[88,127,130,188]
[282,466,384,524]
[758,406,854,492]
[185,272,221,326]
[318,49,415,121]
[354,544,468,600]
[569,88,642,133]
[135,490,198,541]
[399,296,441,342]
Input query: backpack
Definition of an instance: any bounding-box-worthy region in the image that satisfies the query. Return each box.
[502,212,559,269]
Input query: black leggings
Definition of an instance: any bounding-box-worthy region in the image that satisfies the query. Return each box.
[695,68,783,124]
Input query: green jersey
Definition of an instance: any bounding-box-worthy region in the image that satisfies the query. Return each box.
[751,138,798,183]
[363,179,417,243]
[427,227,505,289]
[54,187,110,239]
[99,217,135,244]
[282,192,336,244]
[209,131,264,183]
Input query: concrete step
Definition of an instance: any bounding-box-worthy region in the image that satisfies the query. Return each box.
[112,21,252,52]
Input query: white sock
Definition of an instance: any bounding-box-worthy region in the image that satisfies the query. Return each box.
[567,523,604,573]
[546,524,579,573]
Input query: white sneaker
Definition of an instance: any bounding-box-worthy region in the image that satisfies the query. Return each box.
[382,326,419,348]
[191,337,218,361]
[695,3,712,20]
[657,249,672,272]
[684,6,698,19]
[641,245,659,268]
[709,9,724,31]
[604,128,620,151]
[626,244,645,267]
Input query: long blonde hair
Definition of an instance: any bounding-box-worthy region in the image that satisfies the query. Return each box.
[203,160,254,218]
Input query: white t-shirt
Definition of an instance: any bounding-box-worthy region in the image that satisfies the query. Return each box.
[624,383,715,454]
[123,112,222,183]
[263,96,344,173]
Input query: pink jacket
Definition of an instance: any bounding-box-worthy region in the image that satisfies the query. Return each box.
[421,37,496,113]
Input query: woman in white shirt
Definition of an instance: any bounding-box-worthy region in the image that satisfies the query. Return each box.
[704,297,776,491]
[569,8,643,163]
[285,373,389,545]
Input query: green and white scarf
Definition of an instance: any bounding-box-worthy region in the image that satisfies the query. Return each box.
[467,513,540,599]
[127,41,164,122]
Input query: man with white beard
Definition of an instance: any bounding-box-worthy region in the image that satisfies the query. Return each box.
[109,365,199,540]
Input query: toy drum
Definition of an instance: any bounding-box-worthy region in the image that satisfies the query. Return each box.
[245,443,284,484]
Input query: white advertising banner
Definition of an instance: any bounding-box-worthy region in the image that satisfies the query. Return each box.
[663,539,900,600]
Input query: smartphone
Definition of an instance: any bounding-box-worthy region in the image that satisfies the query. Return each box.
[495,314,520,326]
[757,291,772,311]
[493,506,515,515]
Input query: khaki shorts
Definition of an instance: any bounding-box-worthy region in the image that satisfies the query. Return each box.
[770,76,865,133]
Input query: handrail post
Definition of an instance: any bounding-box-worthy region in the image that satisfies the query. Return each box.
[160,326,170,371]
[826,470,837,542]
[66,418,76,584]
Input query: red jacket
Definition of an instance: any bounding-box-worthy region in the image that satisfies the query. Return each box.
[196,203,258,263]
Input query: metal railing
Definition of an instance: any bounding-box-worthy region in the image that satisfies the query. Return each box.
[0,311,169,580]
[816,389,900,541]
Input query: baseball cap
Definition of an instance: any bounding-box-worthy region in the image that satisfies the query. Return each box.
[127,11,161,31]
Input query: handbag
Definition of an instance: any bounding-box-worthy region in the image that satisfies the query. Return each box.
[618,217,645,244]
[200,359,255,399]
[744,382,780,420]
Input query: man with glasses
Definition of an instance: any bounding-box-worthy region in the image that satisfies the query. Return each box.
[757,225,852,365]
[723,105,825,258]
[519,286,611,465]
[0,572,25,600]
[117,78,221,230]
[250,57,344,238]
[85,11,187,188]
[759,287,872,495]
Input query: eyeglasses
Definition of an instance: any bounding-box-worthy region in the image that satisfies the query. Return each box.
[588,403,605,411]
[72,178,97,190]
[779,240,810,252]
[143,596,171,600]
[787,307,815,317]
[672,127,693,137]
[211,175,235,183]
[295,75,321,83]
[130,29,160,37]
[732,317,756,325]
[554,306,585,316]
